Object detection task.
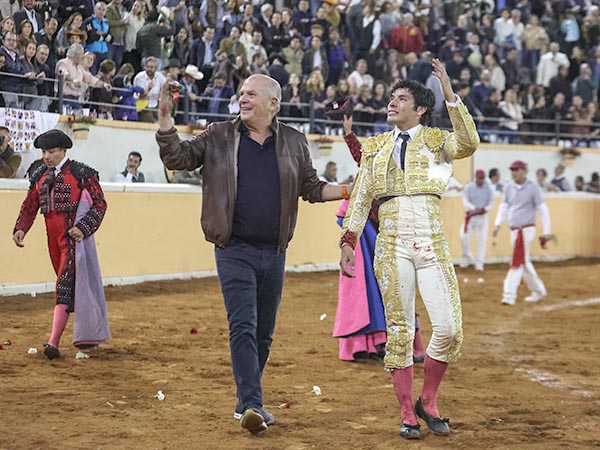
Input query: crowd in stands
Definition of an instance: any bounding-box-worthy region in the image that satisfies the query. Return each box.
[2,0,600,143]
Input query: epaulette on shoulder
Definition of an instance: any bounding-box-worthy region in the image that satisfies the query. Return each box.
[70,160,100,181]
[422,126,450,152]
[361,131,393,156]
[29,164,47,183]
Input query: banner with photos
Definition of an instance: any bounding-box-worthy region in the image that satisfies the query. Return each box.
[0,108,60,153]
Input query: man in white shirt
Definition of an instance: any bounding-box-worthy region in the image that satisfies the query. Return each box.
[460,169,495,271]
[536,42,570,87]
[115,151,145,183]
[133,57,166,123]
[493,160,552,305]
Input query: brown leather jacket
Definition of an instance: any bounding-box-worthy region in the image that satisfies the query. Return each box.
[156,117,326,250]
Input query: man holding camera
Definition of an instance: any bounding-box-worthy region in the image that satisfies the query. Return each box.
[0,126,20,178]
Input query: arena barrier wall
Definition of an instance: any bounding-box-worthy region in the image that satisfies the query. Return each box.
[2,119,600,295]
[1,179,599,295]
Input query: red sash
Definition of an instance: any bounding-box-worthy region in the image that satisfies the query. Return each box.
[463,208,486,233]
[510,224,535,268]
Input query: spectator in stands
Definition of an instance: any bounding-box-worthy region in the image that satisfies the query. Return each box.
[499,88,524,143]
[0,31,37,108]
[302,34,328,81]
[567,45,585,82]
[116,151,145,182]
[267,53,288,88]
[480,88,511,141]
[470,68,493,106]
[82,50,95,71]
[281,72,307,121]
[13,0,43,34]
[352,84,372,136]
[249,51,268,75]
[550,163,572,192]
[493,8,514,58]
[547,65,572,105]
[56,13,85,57]
[0,126,20,178]
[585,172,600,193]
[524,94,552,144]
[537,42,569,87]
[34,18,58,77]
[105,0,127,69]
[56,44,110,109]
[292,0,311,38]
[35,44,52,106]
[488,168,503,193]
[123,0,145,72]
[501,46,520,88]
[354,4,380,71]
[572,63,594,106]
[347,58,373,96]
[239,19,255,53]
[245,30,268,69]
[113,63,144,121]
[574,175,585,191]
[265,11,288,54]
[390,12,425,59]
[133,56,166,123]
[83,2,110,74]
[190,25,217,89]
[17,19,37,57]
[521,14,549,79]
[560,10,581,57]
[446,49,471,84]
[282,34,303,79]
[483,54,506,94]
[136,9,174,70]
[0,17,15,41]
[200,71,234,123]
[91,58,116,117]
[535,168,559,192]
[20,41,43,110]
[326,27,345,87]
[0,1,19,30]
[164,58,181,80]
[304,69,325,132]
[57,0,94,25]
[178,64,202,122]
[547,92,569,135]
[218,24,246,67]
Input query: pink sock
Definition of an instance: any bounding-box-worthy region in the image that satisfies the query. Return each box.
[48,304,69,348]
[391,367,418,425]
[413,328,425,357]
[420,355,449,417]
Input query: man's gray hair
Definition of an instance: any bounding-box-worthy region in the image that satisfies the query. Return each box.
[265,76,282,113]
[37,44,50,52]
[67,43,84,58]
[145,56,158,65]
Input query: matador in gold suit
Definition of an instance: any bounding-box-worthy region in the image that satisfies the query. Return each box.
[339,63,479,440]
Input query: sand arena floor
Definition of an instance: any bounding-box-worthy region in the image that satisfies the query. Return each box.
[1,259,600,450]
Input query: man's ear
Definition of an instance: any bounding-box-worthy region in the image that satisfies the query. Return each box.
[416,105,428,118]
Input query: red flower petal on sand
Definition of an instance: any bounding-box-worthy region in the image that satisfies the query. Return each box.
[0,344,4,350]
[190,327,198,335]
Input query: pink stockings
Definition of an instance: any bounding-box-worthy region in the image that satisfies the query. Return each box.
[391,355,449,422]
[48,304,69,347]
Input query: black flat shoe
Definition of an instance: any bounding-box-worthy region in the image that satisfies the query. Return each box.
[43,344,60,360]
[400,423,421,440]
[415,396,450,436]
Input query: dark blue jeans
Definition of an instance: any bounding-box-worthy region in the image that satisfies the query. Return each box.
[215,241,286,412]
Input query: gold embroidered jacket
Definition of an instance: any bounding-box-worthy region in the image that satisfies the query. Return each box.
[342,100,480,247]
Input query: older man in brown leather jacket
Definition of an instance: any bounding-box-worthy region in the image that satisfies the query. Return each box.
[156,74,350,435]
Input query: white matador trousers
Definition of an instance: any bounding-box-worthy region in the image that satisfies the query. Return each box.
[374,195,463,370]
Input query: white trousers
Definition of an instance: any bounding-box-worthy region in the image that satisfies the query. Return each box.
[374,195,462,369]
[460,213,488,268]
[502,226,547,302]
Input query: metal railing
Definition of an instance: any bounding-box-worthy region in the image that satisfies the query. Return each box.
[1,70,599,146]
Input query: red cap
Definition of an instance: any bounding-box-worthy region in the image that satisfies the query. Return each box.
[510,160,527,170]
[475,169,485,179]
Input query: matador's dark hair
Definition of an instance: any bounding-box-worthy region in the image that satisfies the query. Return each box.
[390,79,436,126]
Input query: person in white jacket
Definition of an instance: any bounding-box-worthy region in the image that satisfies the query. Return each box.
[493,160,552,305]
[536,42,570,87]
